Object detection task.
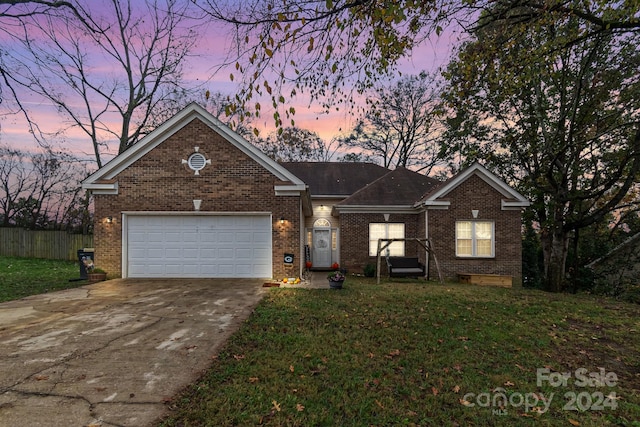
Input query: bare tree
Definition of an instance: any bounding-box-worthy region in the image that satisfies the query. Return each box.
[1,0,201,167]
[0,144,88,229]
[344,72,445,174]
[252,127,342,162]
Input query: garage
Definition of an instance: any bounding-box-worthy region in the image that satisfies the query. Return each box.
[124,214,272,278]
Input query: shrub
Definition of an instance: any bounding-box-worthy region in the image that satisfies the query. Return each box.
[363,263,376,278]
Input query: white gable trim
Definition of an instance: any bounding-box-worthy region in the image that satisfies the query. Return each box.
[333,205,418,215]
[420,163,529,209]
[82,102,305,193]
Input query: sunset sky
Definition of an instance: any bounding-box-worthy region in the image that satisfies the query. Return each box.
[0,5,462,164]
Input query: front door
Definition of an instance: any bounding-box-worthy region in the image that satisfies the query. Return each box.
[312,228,331,268]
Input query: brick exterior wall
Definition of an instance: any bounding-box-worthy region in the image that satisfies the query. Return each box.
[93,118,301,279]
[426,175,523,285]
[339,212,421,275]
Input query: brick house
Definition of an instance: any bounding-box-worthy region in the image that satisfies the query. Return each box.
[82,103,529,283]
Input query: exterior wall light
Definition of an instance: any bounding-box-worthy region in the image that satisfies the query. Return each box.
[280,217,285,224]
[106,216,113,224]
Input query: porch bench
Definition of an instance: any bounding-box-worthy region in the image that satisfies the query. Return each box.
[458,273,512,288]
[386,257,425,278]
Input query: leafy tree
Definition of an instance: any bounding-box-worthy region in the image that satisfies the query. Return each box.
[344,71,445,173]
[1,0,200,167]
[442,6,640,292]
[195,0,640,128]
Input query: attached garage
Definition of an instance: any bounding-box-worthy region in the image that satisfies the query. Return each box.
[124,214,272,278]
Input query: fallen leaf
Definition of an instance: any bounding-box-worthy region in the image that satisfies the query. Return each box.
[375,399,384,409]
[368,352,375,359]
[569,420,580,426]
[504,381,515,387]
[452,385,461,393]
[272,400,281,412]
[289,365,295,373]
[233,354,245,360]
[460,398,473,406]
[389,349,401,357]
[431,387,439,396]
[296,403,305,412]
[249,377,259,383]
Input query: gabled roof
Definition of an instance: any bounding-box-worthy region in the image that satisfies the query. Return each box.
[418,163,529,210]
[335,167,439,211]
[82,102,305,194]
[280,162,389,197]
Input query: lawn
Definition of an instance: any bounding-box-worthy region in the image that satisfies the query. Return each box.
[159,278,640,427]
[1,258,638,426]
[0,256,84,303]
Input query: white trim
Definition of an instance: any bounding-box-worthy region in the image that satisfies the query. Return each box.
[275,184,307,196]
[455,220,495,258]
[121,211,273,278]
[82,102,305,193]
[502,199,530,209]
[333,205,417,214]
[122,210,272,216]
[313,194,349,199]
[421,200,451,208]
[369,223,405,257]
[83,182,119,194]
[419,163,529,210]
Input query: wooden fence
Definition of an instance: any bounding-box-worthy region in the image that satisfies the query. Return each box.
[0,228,94,261]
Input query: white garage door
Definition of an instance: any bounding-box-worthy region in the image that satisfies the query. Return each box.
[126,215,272,278]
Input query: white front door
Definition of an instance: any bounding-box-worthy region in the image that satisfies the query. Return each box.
[312,228,331,268]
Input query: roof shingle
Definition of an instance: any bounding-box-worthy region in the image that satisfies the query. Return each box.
[280,162,389,196]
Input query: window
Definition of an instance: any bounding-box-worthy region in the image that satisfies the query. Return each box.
[456,221,494,257]
[369,223,405,256]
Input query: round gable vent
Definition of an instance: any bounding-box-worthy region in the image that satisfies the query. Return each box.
[182,148,211,175]
[188,152,207,172]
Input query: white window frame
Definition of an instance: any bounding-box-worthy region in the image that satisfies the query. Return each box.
[369,223,405,256]
[455,221,495,258]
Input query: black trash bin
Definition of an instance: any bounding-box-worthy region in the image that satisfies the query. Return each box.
[77,248,95,279]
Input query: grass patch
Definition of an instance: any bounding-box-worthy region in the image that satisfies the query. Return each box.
[160,278,640,427]
[0,256,84,302]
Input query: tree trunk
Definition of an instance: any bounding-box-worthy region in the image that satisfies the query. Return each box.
[541,227,569,292]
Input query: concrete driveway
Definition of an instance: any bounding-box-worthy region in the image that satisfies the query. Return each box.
[0,279,266,427]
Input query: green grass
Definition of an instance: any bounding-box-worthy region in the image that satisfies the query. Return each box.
[0,256,84,302]
[159,278,640,427]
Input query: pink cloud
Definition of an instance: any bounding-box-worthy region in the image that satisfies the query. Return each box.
[1,12,459,162]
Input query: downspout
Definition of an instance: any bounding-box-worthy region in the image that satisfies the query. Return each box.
[425,208,430,280]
